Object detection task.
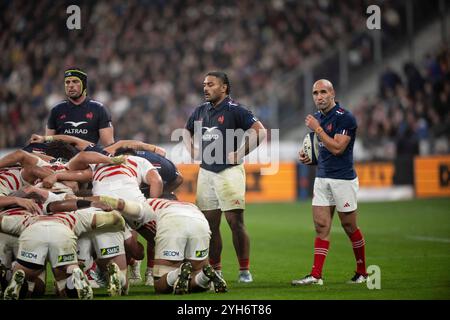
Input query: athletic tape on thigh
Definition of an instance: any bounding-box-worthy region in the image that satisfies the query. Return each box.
[153,264,178,278]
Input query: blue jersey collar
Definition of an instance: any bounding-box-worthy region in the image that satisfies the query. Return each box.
[207,96,231,111]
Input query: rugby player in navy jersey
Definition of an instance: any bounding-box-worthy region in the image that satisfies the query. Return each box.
[292,79,368,286]
[46,68,114,147]
[184,71,266,283]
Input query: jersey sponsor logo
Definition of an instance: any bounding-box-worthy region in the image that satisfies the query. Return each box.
[195,249,208,258]
[100,246,120,256]
[162,250,180,257]
[20,250,38,260]
[202,126,220,141]
[86,112,93,119]
[58,253,75,263]
[65,121,88,127]
[64,128,88,135]
[218,115,224,124]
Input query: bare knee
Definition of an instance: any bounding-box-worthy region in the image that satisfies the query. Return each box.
[314,220,331,238]
[341,222,357,235]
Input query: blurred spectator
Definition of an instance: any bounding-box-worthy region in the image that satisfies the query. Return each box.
[0,0,409,148]
[0,0,444,160]
[354,45,450,160]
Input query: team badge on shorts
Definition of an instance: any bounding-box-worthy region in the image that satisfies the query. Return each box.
[101,246,120,256]
[195,249,208,258]
[58,254,75,263]
[20,250,38,260]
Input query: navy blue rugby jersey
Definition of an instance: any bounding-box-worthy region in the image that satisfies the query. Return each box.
[314,103,357,180]
[186,96,257,173]
[47,98,112,144]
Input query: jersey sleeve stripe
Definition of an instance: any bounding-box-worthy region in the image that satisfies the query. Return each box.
[2,171,21,189]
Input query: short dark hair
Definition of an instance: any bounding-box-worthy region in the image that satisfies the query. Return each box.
[114,147,137,156]
[45,141,79,161]
[206,71,231,94]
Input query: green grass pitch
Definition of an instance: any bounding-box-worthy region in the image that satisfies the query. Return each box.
[42,198,450,300]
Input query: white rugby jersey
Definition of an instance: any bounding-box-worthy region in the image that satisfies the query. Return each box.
[0,206,40,236]
[137,198,204,233]
[91,156,156,202]
[0,167,25,196]
[20,208,97,237]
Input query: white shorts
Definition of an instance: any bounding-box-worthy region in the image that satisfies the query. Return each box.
[196,165,245,211]
[18,221,78,268]
[76,233,94,262]
[0,233,19,268]
[154,214,210,263]
[92,231,125,259]
[312,177,359,212]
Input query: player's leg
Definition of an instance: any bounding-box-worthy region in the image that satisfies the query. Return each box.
[185,216,227,293]
[196,168,223,274]
[145,237,155,286]
[125,229,144,285]
[337,210,367,282]
[0,233,17,293]
[152,215,191,294]
[4,224,48,299]
[215,164,249,281]
[76,235,104,288]
[224,209,252,282]
[92,231,128,296]
[153,260,186,294]
[333,177,368,282]
[292,178,335,286]
[202,209,223,273]
[4,260,43,300]
[53,264,93,300]
[48,223,93,299]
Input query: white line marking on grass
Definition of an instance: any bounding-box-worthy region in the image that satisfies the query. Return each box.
[406,236,450,244]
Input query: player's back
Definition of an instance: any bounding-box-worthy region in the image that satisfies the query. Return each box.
[91,156,151,202]
[0,167,25,196]
[146,198,204,220]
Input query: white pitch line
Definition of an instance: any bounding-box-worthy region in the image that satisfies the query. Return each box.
[406,236,450,244]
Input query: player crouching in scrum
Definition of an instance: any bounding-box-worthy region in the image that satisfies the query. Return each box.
[0,195,125,300]
[96,195,228,295]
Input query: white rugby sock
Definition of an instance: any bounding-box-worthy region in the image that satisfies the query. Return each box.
[119,269,127,286]
[194,270,210,289]
[166,269,181,286]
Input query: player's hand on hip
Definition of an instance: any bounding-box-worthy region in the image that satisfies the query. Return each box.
[305,115,320,131]
[299,150,312,165]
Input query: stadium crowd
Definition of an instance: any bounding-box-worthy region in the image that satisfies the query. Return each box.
[1,0,412,149]
[354,45,450,160]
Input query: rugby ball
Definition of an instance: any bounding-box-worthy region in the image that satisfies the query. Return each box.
[302,132,319,165]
